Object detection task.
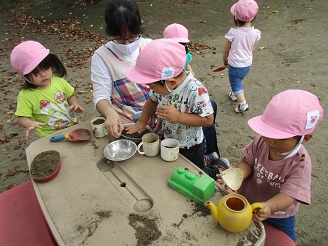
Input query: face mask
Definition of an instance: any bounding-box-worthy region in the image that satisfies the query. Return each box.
[111,38,141,56]
[165,82,172,93]
[278,135,304,159]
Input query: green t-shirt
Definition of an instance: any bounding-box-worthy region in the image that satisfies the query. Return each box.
[15,76,79,137]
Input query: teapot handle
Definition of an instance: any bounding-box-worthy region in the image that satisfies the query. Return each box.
[251,202,264,212]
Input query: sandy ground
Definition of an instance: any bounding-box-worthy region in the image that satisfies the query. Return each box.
[0,0,327,245]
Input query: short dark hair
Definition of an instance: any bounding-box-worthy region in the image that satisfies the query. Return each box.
[104,0,142,37]
[234,15,256,27]
[234,17,246,27]
[23,54,67,89]
[179,43,189,54]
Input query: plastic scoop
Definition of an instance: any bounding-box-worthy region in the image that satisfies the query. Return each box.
[220,168,243,191]
[50,128,91,142]
[212,65,227,72]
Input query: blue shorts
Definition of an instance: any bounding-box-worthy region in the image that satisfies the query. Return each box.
[228,65,251,96]
[266,216,296,242]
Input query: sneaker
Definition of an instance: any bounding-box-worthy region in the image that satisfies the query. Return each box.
[204,152,220,167]
[203,157,231,180]
[216,157,230,171]
[235,103,249,113]
[228,92,237,102]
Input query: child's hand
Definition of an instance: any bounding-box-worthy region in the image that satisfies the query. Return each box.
[149,114,157,128]
[25,122,46,140]
[216,174,236,193]
[253,202,271,222]
[69,104,84,113]
[156,102,180,123]
[125,121,147,135]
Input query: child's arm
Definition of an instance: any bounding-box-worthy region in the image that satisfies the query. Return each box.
[236,158,296,221]
[68,94,84,113]
[186,64,195,76]
[126,97,158,134]
[17,116,46,140]
[222,40,231,66]
[253,193,296,222]
[236,158,253,179]
[156,102,213,127]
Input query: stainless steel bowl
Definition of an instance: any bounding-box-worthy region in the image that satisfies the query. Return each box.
[104,139,137,161]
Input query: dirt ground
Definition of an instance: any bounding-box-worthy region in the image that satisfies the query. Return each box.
[0,0,327,245]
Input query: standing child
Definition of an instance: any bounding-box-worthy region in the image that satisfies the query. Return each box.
[163,22,221,158]
[163,23,195,75]
[10,40,84,139]
[125,39,229,171]
[222,0,261,113]
[234,90,324,241]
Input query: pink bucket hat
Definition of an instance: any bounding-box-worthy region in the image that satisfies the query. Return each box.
[248,90,324,139]
[10,40,50,75]
[126,39,186,84]
[163,23,190,43]
[230,0,259,22]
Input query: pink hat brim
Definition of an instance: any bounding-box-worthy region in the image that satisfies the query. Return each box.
[23,49,50,75]
[248,116,296,139]
[230,3,237,16]
[167,37,190,43]
[126,65,157,84]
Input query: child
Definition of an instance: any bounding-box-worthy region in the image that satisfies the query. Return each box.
[234,90,324,241]
[125,38,227,170]
[222,0,261,113]
[163,23,221,158]
[163,23,194,75]
[10,40,84,139]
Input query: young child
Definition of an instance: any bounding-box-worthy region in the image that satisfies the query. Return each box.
[163,23,194,75]
[222,0,261,113]
[10,40,84,139]
[125,38,226,170]
[234,90,324,241]
[163,23,221,158]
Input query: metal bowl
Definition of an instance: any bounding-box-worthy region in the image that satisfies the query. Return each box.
[121,123,153,143]
[104,139,137,161]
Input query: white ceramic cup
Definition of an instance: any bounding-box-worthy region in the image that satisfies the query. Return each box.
[90,117,108,138]
[160,138,180,162]
[138,133,160,157]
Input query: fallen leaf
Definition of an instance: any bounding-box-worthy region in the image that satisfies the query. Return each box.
[7,168,17,176]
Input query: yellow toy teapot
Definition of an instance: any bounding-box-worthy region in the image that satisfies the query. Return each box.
[205,193,263,233]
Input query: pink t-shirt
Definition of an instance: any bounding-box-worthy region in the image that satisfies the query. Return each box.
[238,136,312,218]
[225,27,261,67]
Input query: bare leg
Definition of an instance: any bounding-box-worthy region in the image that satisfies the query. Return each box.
[236,92,246,103]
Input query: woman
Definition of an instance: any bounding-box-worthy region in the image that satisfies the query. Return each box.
[91,0,220,157]
[91,0,152,138]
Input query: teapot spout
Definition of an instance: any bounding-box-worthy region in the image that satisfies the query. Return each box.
[205,201,219,222]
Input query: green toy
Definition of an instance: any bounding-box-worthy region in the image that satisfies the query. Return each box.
[168,167,215,203]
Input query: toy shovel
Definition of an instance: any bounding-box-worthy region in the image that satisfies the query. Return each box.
[212,65,227,72]
[50,128,91,142]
